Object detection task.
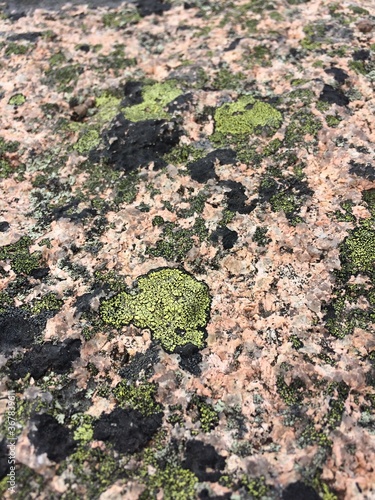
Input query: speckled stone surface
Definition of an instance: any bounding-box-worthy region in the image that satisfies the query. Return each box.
[0,0,375,498]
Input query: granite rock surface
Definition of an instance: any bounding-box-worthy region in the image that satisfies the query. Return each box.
[0,0,375,498]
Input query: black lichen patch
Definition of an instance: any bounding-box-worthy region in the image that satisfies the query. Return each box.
[210,226,238,250]
[167,92,193,114]
[319,84,349,107]
[282,481,321,500]
[324,67,349,84]
[7,32,42,42]
[0,308,46,356]
[93,407,163,454]
[219,180,256,214]
[199,490,232,500]
[175,342,202,375]
[348,161,375,181]
[8,338,81,380]
[74,288,104,316]
[224,37,242,52]
[182,440,225,482]
[187,149,237,184]
[90,114,182,171]
[352,49,370,61]
[53,380,92,417]
[119,343,160,381]
[136,0,171,17]
[28,414,76,462]
[122,81,144,107]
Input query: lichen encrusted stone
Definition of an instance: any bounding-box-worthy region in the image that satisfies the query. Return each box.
[100,267,211,352]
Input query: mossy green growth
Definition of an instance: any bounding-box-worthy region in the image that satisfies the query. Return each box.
[66,446,120,495]
[5,42,29,56]
[74,129,100,154]
[72,414,95,444]
[212,95,282,143]
[340,222,375,277]
[284,110,322,146]
[98,45,137,73]
[0,236,42,275]
[94,269,128,293]
[0,137,21,179]
[123,81,182,122]
[190,395,219,432]
[276,375,305,405]
[240,475,268,498]
[164,144,203,166]
[31,293,63,315]
[72,93,122,154]
[252,226,271,247]
[334,200,356,223]
[325,114,342,128]
[45,64,82,91]
[299,424,332,448]
[270,191,299,215]
[0,292,13,313]
[143,466,198,500]
[113,381,162,416]
[100,268,211,352]
[211,68,245,90]
[147,218,208,262]
[363,188,375,217]
[301,22,326,51]
[8,93,26,106]
[324,285,375,339]
[102,9,140,28]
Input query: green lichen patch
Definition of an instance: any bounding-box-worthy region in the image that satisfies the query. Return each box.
[44,64,83,92]
[8,93,26,106]
[212,95,282,144]
[252,226,271,247]
[102,8,140,28]
[141,465,198,500]
[30,293,63,315]
[258,162,313,225]
[100,268,211,352]
[363,188,375,217]
[0,236,43,276]
[284,110,322,146]
[339,221,375,279]
[276,375,305,405]
[74,129,100,155]
[63,445,124,497]
[189,395,219,432]
[123,81,182,122]
[163,144,204,167]
[70,92,122,154]
[211,67,246,90]
[97,44,137,74]
[333,200,356,223]
[113,380,162,416]
[301,21,328,51]
[147,218,208,262]
[4,42,29,56]
[0,136,22,179]
[240,475,269,498]
[323,284,375,339]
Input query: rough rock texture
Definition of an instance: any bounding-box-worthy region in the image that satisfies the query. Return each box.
[0,0,375,498]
